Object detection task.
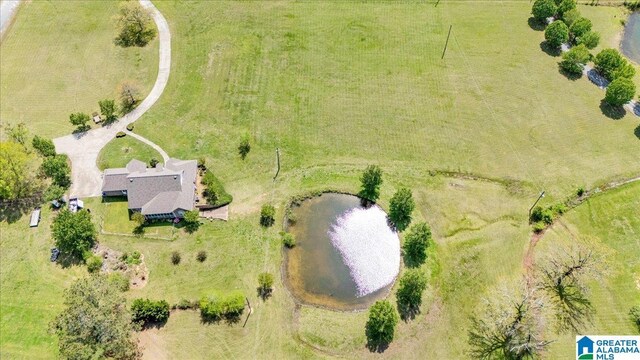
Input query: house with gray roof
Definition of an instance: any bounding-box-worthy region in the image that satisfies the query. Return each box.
[102,158,198,219]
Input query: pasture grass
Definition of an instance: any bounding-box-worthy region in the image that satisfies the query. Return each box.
[0,0,158,138]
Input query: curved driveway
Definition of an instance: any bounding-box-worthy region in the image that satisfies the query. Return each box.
[53,0,170,197]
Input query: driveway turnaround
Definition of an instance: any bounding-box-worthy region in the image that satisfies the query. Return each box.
[53,0,171,198]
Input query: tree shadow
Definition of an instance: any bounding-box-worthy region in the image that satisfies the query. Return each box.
[558,67,582,81]
[72,126,90,138]
[528,17,546,31]
[365,337,390,353]
[635,124,640,140]
[57,252,84,269]
[359,197,375,209]
[257,287,272,301]
[140,319,168,330]
[0,201,35,223]
[540,41,561,57]
[397,303,421,322]
[599,100,626,120]
[200,311,243,326]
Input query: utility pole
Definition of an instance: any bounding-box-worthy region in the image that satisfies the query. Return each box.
[528,191,546,222]
[441,25,452,59]
[273,148,280,181]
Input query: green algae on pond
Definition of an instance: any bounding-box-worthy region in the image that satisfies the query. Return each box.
[283,193,399,311]
[621,12,640,64]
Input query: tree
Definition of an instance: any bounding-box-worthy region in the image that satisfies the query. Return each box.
[119,81,142,113]
[43,184,65,202]
[131,212,145,235]
[196,250,207,262]
[365,300,399,350]
[40,154,71,188]
[576,30,600,50]
[51,209,97,259]
[50,275,140,360]
[260,204,276,227]
[69,112,90,131]
[183,209,200,233]
[388,188,415,232]
[99,99,118,123]
[537,250,598,333]
[630,306,640,332]
[594,48,635,81]
[131,298,170,326]
[561,8,580,26]
[569,17,592,38]
[200,292,245,322]
[171,251,181,265]
[257,272,274,299]
[0,141,37,200]
[358,165,383,202]
[402,222,432,267]
[149,157,159,168]
[544,20,569,48]
[32,135,56,157]
[238,136,250,160]
[557,0,576,18]
[532,0,557,22]
[559,44,591,75]
[4,122,28,147]
[114,2,157,47]
[395,269,427,319]
[468,287,550,359]
[604,78,636,107]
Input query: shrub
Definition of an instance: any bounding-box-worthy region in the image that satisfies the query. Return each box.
[552,203,567,215]
[171,251,181,265]
[281,232,296,248]
[402,222,432,267]
[532,0,557,22]
[131,299,170,326]
[200,292,245,322]
[389,188,415,232]
[576,30,600,49]
[108,272,130,292]
[126,123,134,131]
[260,204,276,227]
[544,20,569,48]
[201,170,233,206]
[149,158,159,168]
[560,44,590,75]
[86,255,103,273]
[32,135,56,157]
[175,299,198,310]
[44,184,65,202]
[258,272,274,298]
[576,187,585,197]
[116,131,126,138]
[530,206,545,223]
[605,78,636,107]
[569,17,592,38]
[365,300,399,349]
[196,251,207,262]
[125,251,142,265]
[533,222,546,233]
[630,306,640,332]
[238,136,251,160]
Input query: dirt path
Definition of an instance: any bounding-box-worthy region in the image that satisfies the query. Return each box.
[53,0,171,197]
[522,175,640,284]
[138,327,168,360]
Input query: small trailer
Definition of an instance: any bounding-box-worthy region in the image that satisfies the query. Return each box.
[29,208,41,227]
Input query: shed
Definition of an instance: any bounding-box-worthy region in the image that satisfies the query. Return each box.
[29,208,41,227]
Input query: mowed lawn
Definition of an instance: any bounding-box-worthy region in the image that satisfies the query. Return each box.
[0,1,158,138]
[97,135,162,171]
[537,181,640,358]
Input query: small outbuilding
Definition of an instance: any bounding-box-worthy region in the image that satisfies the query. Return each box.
[29,208,41,227]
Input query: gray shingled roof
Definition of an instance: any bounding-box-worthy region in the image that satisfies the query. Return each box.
[101,158,197,215]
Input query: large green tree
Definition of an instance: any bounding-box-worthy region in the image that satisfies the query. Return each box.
[396,269,428,319]
[544,20,569,48]
[595,49,636,81]
[569,17,592,38]
[4,122,28,147]
[40,154,71,188]
[402,222,432,267]
[604,78,636,107]
[51,209,97,258]
[50,275,140,359]
[32,135,56,157]
[69,112,90,131]
[365,300,399,350]
[559,44,591,75]
[557,0,576,17]
[388,187,415,232]
[0,141,38,200]
[576,31,600,50]
[359,165,383,202]
[114,2,157,47]
[99,99,118,123]
[532,0,557,22]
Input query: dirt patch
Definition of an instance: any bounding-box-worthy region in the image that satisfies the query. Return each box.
[138,327,168,360]
[94,244,149,289]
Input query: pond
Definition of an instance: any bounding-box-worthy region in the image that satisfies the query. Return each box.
[621,12,640,64]
[283,193,400,310]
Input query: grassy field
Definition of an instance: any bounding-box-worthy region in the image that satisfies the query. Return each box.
[0,1,158,138]
[1,1,639,359]
[537,181,640,357]
[97,135,163,171]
